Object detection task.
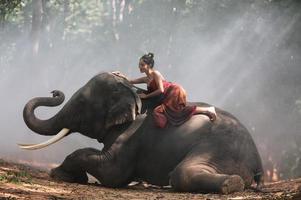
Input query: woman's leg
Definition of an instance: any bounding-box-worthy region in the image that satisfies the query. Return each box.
[141,93,165,113]
[195,106,217,121]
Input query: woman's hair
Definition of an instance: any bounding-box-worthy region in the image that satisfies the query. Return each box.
[140,52,154,68]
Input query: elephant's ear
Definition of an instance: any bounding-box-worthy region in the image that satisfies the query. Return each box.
[105,78,142,130]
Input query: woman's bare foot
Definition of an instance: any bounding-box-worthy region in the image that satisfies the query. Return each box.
[208,106,217,121]
[195,106,217,121]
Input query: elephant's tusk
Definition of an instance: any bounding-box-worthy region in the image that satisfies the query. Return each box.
[18,128,70,150]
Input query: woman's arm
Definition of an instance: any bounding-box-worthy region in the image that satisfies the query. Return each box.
[129,77,148,84]
[112,71,147,84]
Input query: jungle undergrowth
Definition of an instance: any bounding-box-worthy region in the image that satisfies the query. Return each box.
[0,170,32,184]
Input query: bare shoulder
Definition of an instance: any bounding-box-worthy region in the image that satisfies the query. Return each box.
[153,70,165,80]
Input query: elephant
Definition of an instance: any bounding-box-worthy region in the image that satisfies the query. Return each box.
[21,72,264,194]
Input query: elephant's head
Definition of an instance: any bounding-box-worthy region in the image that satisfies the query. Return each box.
[20,72,142,149]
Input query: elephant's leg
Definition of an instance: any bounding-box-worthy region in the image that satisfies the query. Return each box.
[50,148,100,184]
[169,162,245,194]
[50,147,134,187]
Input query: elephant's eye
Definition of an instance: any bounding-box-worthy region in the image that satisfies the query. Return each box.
[77,94,87,104]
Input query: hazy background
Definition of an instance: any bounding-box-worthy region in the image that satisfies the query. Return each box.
[0,0,300,180]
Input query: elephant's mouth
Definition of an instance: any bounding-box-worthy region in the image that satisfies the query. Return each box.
[18,128,70,150]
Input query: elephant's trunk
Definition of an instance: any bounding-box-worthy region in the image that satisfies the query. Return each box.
[23,90,65,136]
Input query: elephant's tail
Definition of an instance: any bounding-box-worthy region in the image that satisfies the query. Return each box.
[247,171,265,192]
[254,171,264,188]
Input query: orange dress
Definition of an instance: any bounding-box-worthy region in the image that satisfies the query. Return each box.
[147,79,196,128]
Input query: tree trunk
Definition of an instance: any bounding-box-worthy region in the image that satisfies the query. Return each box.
[30,0,43,56]
[0,9,5,31]
[110,0,125,41]
[62,0,70,40]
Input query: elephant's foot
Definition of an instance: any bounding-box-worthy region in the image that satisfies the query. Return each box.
[220,175,244,194]
[50,166,88,184]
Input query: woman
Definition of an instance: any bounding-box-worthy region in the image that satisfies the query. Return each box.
[113,53,216,128]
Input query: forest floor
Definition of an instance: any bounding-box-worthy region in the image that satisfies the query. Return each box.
[0,159,301,200]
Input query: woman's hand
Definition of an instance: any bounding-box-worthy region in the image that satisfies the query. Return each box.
[138,93,148,99]
[112,71,128,80]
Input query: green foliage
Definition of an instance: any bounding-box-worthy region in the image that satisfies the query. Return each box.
[64,0,105,42]
[279,139,301,179]
[0,0,22,16]
[0,170,32,184]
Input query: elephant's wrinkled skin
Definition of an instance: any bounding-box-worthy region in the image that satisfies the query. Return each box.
[23,72,263,194]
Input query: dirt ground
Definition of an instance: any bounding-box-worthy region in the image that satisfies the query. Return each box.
[0,159,301,200]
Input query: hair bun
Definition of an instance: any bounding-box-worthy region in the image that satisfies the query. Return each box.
[140,52,155,68]
[147,52,154,59]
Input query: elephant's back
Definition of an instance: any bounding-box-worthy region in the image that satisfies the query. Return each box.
[135,104,263,186]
